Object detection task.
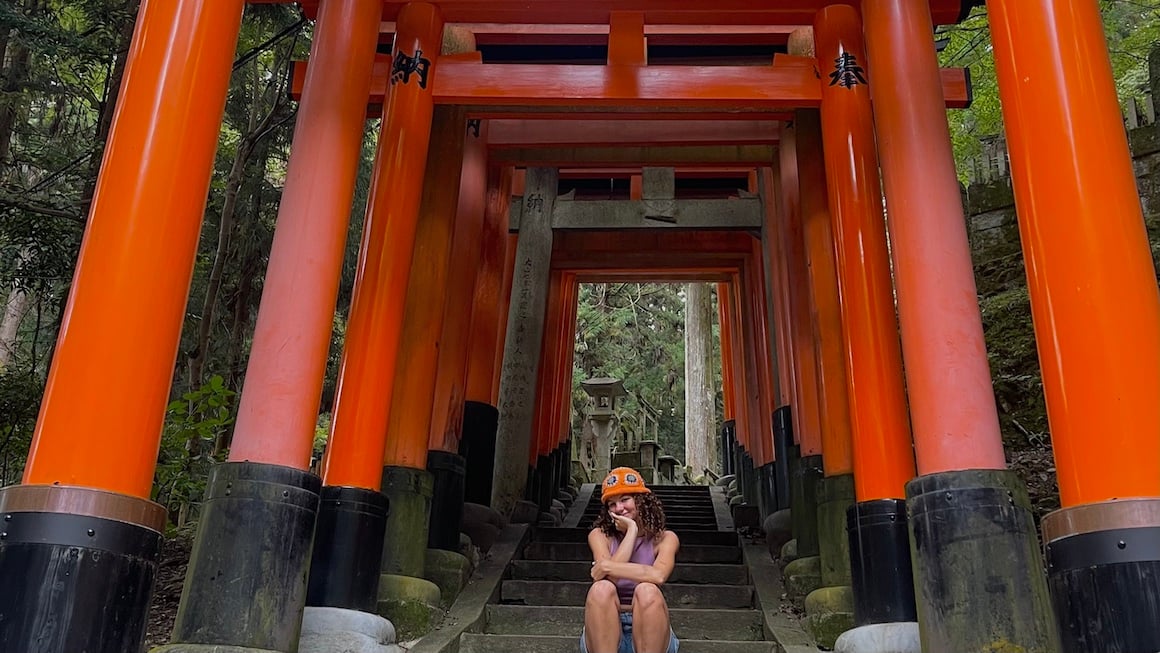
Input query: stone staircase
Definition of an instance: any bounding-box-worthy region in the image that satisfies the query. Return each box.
[458,484,780,653]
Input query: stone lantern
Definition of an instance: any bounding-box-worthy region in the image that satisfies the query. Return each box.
[577,377,626,482]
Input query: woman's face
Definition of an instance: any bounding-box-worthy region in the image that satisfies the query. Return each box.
[606,494,638,520]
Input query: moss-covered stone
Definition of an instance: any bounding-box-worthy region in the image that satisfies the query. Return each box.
[376,573,442,642]
[423,549,472,608]
[380,466,434,578]
[784,555,822,605]
[780,538,799,569]
[805,585,856,650]
[816,474,855,587]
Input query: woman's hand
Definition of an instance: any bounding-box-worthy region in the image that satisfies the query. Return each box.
[590,559,611,581]
[611,513,637,534]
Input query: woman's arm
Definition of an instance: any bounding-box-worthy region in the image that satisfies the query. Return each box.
[591,531,681,585]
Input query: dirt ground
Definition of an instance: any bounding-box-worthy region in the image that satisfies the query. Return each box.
[143,531,193,649]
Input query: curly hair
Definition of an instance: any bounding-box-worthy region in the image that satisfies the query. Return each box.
[592,492,667,542]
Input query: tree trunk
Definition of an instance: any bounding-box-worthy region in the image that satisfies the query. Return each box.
[684,283,718,476]
[186,62,277,389]
[0,283,32,371]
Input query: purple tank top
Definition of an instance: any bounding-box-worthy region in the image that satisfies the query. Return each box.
[608,535,658,605]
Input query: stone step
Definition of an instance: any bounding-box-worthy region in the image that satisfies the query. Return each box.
[485,605,765,640]
[523,541,741,563]
[577,519,720,527]
[460,633,776,653]
[535,528,738,547]
[500,580,754,608]
[510,560,749,585]
[580,507,717,515]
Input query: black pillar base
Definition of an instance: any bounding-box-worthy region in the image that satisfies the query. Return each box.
[380,465,433,578]
[557,442,570,491]
[758,463,778,519]
[307,486,389,613]
[536,453,556,513]
[907,469,1058,652]
[745,451,760,505]
[171,462,321,651]
[0,485,164,653]
[772,406,793,512]
[736,444,749,500]
[721,420,736,476]
[459,400,498,506]
[792,454,823,557]
[524,463,537,502]
[426,451,466,551]
[847,498,917,626]
[1044,499,1160,653]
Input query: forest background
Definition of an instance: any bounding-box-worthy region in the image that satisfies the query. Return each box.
[1,0,1159,531]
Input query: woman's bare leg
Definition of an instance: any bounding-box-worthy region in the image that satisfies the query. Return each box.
[631,583,672,653]
[583,580,621,652]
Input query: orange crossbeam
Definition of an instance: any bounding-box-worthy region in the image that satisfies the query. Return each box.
[254,1,970,27]
[290,58,971,114]
[381,23,799,47]
[488,120,778,147]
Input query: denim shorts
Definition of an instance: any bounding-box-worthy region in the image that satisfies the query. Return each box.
[579,612,679,653]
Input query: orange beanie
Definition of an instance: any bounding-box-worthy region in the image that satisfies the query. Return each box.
[601,467,651,502]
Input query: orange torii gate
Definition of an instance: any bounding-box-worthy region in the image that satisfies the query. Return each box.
[0,2,1157,653]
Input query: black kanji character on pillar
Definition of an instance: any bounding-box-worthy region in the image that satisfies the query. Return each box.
[828,52,867,89]
[391,49,432,88]
[526,193,545,212]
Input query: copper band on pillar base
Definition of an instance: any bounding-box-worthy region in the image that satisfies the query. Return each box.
[1042,497,1160,542]
[1043,498,1160,653]
[0,484,167,532]
[0,485,166,653]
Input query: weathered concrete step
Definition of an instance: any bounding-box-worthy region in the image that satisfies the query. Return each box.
[485,605,765,640]
[523,541,741,563]
[580,508,716,516]
[501,580,754,608]
[460,633,775,653]
[510,560,749,585]
[535,528,738,546]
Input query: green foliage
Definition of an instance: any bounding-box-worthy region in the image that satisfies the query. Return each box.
[979,287,1049,450]
[0,369,41,485]
[940,2,1160,184]
[572,283,696,458]
[152,375,235,526]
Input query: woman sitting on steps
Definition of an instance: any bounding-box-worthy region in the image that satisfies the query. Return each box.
[581,467,681,653]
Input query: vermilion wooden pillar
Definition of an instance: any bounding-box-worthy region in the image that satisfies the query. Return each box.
[759,166,797,517]
[778,127,824,460]
[313,1,448,624]
[322,2,444,491]
[173,0,385,632]
[863,1,1057,649]
[717,281,739,477]
[796,111,854,482]
[461,165,513,507]
[556,274,580,491]
[528,269,565,514]
[989,1,1160,649]
[778,124,826,567]
[745,239,781,517]
[729,275,758,502]
[426,116,488,554]
[376,102,467,579]
[815,4,917,630]
[1,2,242,652]
[794,110,858,635]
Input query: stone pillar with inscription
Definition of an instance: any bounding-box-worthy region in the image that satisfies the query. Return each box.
[491,167,559,519]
